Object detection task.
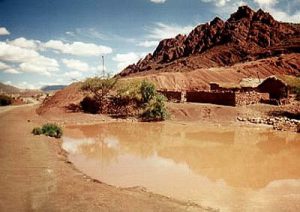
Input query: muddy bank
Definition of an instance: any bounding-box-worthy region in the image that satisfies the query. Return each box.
[0,105,210,212]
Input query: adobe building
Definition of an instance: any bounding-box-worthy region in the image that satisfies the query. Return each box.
[159,76,290,106]
[257,76,289,100]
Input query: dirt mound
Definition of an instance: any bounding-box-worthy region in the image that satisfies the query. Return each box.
[119,6,300,77]
[37,82,83,114]
[123,53,300,91]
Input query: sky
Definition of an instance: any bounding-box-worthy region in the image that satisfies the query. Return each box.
[0,0,299,89]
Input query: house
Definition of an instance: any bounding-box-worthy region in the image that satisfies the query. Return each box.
[257,76,289,100]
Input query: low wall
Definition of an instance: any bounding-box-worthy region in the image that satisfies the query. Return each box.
[186,91,236,106]
[186,91,270,106]
[158,90,184,102]
[235,92,269,106]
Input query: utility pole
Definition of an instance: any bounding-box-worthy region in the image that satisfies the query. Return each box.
[102,56,105,79]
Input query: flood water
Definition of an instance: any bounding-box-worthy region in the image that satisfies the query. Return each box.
[62,122,300,211]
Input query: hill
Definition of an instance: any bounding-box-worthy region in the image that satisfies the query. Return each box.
[119,6,300,78]
[0,82,21,94]
[41,85,67,92]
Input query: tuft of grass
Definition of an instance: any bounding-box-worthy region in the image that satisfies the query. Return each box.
[32,127,43,135]
[32,123,63,138]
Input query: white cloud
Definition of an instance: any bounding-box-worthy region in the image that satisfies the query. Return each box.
[138,40,159,48]
[265,8,300,23]
[254,0,277,6]
[62,59,90,72]
[255,0,300,23]
[150,0,167,3]
[0,42,59,76]
[44,40,112,56]
[201,0,230,7]
[17,81,38,90]
[64,71,83,79]
[112,52,147,70]
[9,37,41,50]
[146,22,194,40]
[0,42,40,63]
[3,68,21,74]
[0,61,10,70]
[0,27,10,36]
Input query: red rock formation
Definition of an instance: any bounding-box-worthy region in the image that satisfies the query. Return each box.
[119,6,300,77]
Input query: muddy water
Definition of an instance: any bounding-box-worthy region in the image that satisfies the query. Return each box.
[62,122,300,211]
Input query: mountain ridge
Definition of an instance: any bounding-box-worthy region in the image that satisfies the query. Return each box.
[119,5,300,77]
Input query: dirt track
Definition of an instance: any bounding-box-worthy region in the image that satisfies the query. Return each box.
[0,105,209,212]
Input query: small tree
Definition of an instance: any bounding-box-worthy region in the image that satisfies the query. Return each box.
[81,77,118,112]
[140,80,156,103]
[142,94,168,121]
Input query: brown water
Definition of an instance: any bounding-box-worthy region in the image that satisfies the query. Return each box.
[62,122,300,211]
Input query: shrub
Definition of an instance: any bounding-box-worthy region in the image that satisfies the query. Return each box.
[0,95,12,106]
[140,80,156,103]
[116,80,142,101]
[32,127,43,135]
[141,94,168,121]
[41,123,63,138]
[81,77,118,112]
[80,96,100,114]
[32,123,63,138]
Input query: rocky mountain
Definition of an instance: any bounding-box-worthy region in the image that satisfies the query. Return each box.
[119,6,300,77]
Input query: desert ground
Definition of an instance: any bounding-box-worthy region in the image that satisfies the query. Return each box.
[0,104,212,212]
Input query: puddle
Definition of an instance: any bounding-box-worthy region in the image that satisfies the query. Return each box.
[62,122,300,211]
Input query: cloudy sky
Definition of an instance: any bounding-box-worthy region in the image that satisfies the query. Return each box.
[0,0,299,89]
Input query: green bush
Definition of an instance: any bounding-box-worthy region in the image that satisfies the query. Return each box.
[0,95,12,106]
[32,127,43,135]
[32,123,63,138]
[116,80,142,101]
[141,93,168,121]
[42,123,63,138]
[81,77,118,112]
[140,80,156,103]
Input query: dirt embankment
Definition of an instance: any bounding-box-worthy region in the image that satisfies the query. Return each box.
[0,105,211,212]
[123,53,300,91]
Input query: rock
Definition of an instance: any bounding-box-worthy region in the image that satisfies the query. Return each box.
[119,5,299,77]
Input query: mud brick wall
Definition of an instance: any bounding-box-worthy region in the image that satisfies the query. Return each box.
[158,90,184,102]
[186,91,236,106]
[235,92,269,106]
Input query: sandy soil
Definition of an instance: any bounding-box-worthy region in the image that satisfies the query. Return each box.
[0,105,210,212]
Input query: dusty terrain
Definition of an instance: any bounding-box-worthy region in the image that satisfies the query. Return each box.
[0,105,210,212]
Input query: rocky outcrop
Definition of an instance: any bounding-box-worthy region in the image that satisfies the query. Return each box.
[119,5,300,77]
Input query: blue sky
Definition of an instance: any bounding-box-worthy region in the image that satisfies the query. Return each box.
[0,0,299,89]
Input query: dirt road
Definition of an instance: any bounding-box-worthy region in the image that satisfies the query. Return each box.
[0,105,208,212]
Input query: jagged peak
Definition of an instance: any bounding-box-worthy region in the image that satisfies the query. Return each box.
[228,5,255,22]
[210,17,224,26]
[253,8,276,25]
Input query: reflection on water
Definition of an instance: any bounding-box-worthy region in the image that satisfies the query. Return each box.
[63,122,300,211]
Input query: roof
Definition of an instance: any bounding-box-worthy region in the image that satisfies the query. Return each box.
[258,76,288,87]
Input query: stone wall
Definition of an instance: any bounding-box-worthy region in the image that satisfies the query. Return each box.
[185,91,270,106]
[235,92,269,106]
[158,90,185,102]
[186,91,236,106]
